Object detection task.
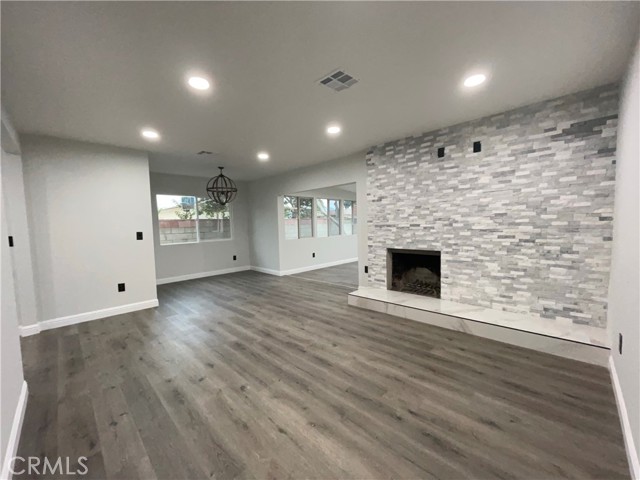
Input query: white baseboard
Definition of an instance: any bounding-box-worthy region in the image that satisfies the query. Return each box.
[610,356,639,480]
[250,266,283,276]
[251,259,358,277]
[1,381,28,480]
[18,299,159,337]
[156,266,250,285]
[17,323,41,337]
[280,258,358,276]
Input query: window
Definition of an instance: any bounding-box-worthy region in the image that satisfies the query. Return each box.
[284,196,314,239]
[315,198,328,237]
[343,200,356,235]
[156,194,230,245]
[283,195,357,239]
[328,199,341,236]
[283,196,298,240]
[197,198,231,241]
[299,197,313,238]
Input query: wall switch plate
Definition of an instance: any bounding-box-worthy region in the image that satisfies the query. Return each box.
[364,266,368,274]
[619,333,623,354]
[437,147,445,158]
[8,236,14,247]
[118,283,126,292]
[233,255,237,261]
[136,232,143,240]
[473,141,482,153]
[312,252,316,258]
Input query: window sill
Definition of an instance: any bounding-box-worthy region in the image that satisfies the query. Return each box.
[160,238,233,246]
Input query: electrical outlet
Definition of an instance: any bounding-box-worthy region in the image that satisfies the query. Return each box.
[473,141,482,153]
[118,283,126,292]
[8,236,14,247]
[437,147,445,158]
[364,266,368,274]
[233,255,237,261]
[312,252,316,258]
[619,333,623,354]
[136,232,143,240]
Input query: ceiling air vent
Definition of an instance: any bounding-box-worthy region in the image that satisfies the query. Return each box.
[318,69,358,92]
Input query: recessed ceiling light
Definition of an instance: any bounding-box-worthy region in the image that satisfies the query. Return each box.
[326,124,342,136]
[463,73,487,88]
[188,76,210,90]
[257,152,270,161]
[141,129,160,140]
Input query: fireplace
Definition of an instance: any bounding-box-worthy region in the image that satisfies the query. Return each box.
[387,249,441,298]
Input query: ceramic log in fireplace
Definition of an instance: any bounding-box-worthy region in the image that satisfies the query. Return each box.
[387,249,441,298]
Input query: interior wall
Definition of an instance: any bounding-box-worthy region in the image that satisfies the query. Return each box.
[247,151,367,281]
[150,172,251,282]
[608,37,639,474]
[278,186,358,274]
[0,146,26,476]
[21,135,158,324]
[2,150,39,326]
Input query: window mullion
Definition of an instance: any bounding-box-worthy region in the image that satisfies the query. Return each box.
[297,196,301,239]
[194,196,200,242]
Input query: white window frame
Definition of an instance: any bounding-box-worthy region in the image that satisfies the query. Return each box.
[283,195,357,240]
[156,194,233,246]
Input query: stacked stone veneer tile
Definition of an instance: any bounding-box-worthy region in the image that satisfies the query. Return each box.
[366,84,619,328]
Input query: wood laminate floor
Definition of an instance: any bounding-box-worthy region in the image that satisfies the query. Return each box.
[291,262,358,289]
[17,270,629,479]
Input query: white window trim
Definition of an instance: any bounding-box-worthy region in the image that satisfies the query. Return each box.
[157,194,233,246]
[283,195,357,240]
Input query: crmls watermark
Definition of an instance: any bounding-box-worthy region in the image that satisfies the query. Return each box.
[9,456,89,476]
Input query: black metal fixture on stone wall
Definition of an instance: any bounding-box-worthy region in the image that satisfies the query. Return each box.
[206,167,238,205]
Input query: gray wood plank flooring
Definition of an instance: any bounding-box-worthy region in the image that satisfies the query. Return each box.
[291,262,358,289]
[17,270,629,479]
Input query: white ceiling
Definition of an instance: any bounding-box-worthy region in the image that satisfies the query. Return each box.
[2,2,638,180]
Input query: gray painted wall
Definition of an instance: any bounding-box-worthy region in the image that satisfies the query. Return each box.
[0,146,25,475]
[2,150,39,327]
[150,172,251,281]
[21,135,158,322]
[366,84,619,328]
[609,38,639,470]
[247,151,367,281]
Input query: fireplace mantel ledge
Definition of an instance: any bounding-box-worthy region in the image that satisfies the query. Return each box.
[348,287,610,356]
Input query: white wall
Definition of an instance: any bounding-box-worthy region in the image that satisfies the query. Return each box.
[21,135,158,325]
[247,151,367,282]
[279,186,358,274]
[150,172,251,282]
[2,151,39,326]
[609,37,640,477]
[1,146,26,478]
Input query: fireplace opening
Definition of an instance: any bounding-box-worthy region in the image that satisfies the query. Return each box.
[387,249,441,298]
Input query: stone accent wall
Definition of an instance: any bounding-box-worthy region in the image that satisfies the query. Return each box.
[366,84,619,328]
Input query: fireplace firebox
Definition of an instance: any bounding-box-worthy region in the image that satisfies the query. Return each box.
[387,249,441,298]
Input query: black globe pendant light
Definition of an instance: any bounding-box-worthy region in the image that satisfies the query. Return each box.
[206,167,238,205]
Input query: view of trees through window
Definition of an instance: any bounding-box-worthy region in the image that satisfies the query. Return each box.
[283,196,298,240]
[299,198,313,238]
[283,195,356,239]
[343,200,356,235]
[316,199,328,237]
[157,194,231,245]
[328,199,341,236]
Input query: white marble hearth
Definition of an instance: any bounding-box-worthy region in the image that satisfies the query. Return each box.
[348,287,610,366]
